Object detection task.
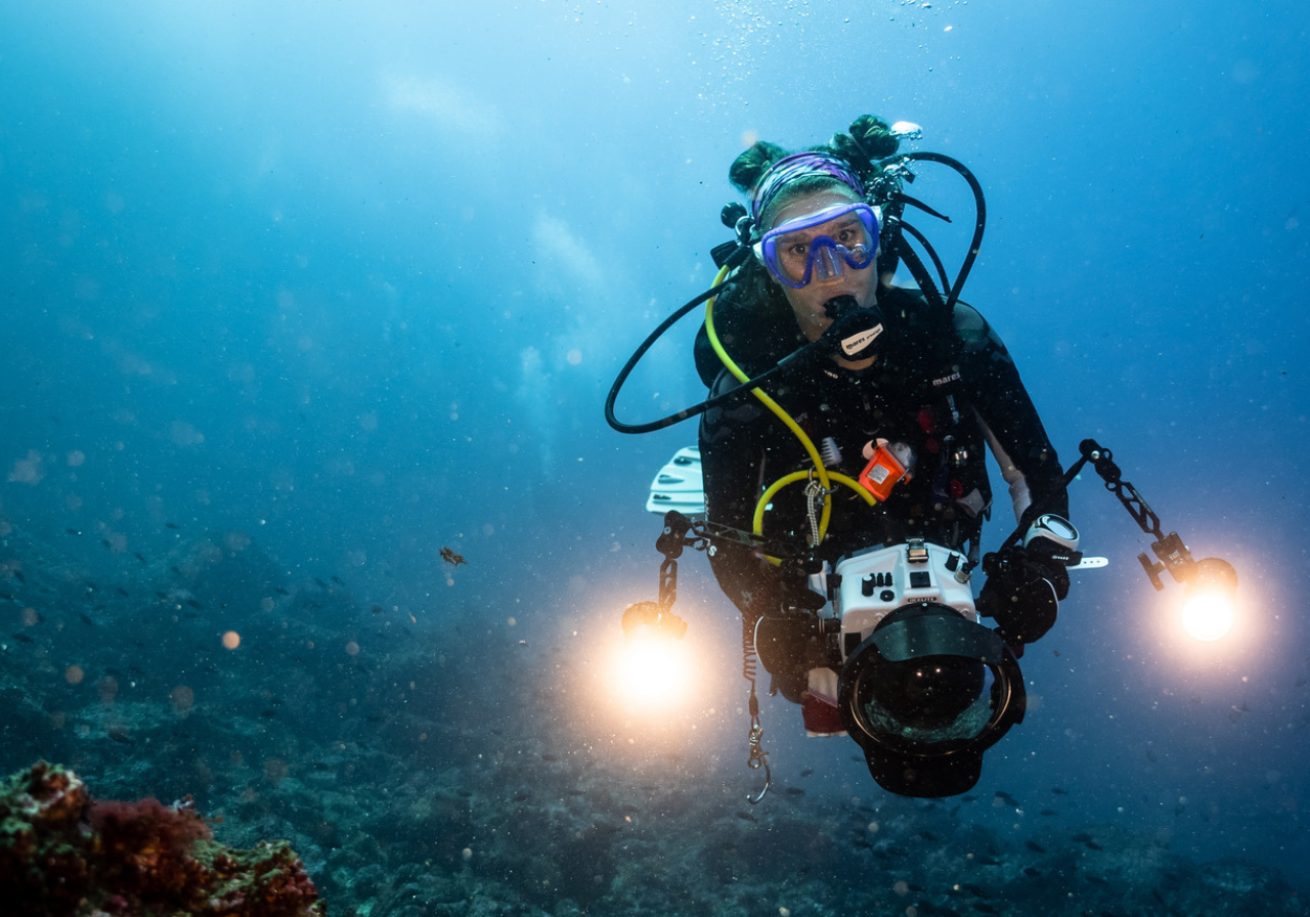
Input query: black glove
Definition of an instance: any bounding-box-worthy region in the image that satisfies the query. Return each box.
[1022,535,1072,601]
[750,570,827,704]
[977,546,1062,647]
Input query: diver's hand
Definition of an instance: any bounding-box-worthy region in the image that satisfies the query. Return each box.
[977,547,1061,647]
[1021,513,1079,600]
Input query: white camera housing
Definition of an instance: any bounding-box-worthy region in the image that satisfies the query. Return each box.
[831,540,979,663]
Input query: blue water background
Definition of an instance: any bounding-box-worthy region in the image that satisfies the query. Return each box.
[3,0,1308,886]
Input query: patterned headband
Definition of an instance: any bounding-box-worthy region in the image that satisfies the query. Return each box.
[749,152,866,224]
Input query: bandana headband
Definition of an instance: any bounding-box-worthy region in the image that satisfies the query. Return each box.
[749,152,866,224]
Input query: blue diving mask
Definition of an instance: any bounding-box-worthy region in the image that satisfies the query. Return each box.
[754,202,880,290]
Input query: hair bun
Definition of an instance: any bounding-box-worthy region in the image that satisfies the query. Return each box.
[728,141,790,194]
[848,115,899,161]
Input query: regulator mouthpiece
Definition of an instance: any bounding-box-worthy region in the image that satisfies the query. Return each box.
[820,296,886,362]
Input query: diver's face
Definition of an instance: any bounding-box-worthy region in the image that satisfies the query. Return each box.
[768,189,879,349]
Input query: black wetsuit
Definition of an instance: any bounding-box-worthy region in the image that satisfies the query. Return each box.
[696,283,1068,623]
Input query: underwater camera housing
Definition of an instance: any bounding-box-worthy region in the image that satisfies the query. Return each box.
[812,540,1026,797]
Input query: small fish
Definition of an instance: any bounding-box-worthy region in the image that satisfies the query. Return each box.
[1051,787,1069,795]
[735,811,757,823]
[995,790,1020,807]
[101,539,113,549]
[512,790,530,802]
[918,830,938,842]
[165,522,180,530]
[1052,649,1061,657]
[66,528,82,536]
[260,710,278,719]
[1039,809,1058,817]
[800,768,813,778]
[314,577,328,589]
[331,576,344,585]
[1085,874,1108,885]
[1023,867,1041,877]
[784,787,805,797]
[108,732,135,745]
[170,566,182,576]
[115,587,129,597]
[541,754,558,762]
[13,571,26,584]
[12,632,34,643]
[79,613,95,626]
[274,587,290,596]
[1025,840,1045,854]
[133,552,147,563]
[185,599,204,610]
[372,605,384,614]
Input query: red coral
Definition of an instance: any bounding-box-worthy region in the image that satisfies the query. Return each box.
[89,795,214,857]
[3,763,324,916]
[88,795,215,908]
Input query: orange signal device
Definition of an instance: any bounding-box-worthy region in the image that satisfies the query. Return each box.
[858,443,912,501]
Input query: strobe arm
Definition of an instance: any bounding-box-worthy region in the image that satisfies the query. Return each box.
[1074,439,1229,593]
[990,438,1236,600]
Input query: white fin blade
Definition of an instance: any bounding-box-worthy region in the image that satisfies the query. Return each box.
[646,446,705,518]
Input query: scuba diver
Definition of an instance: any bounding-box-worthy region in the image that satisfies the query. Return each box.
[696,117,1080,795]
[609,115,1084,798]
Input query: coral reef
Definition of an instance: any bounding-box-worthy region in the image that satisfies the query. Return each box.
[2,525,1306,917]
[0,760,324,917]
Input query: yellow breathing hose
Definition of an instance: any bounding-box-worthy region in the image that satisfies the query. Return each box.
[702,264,876,556]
